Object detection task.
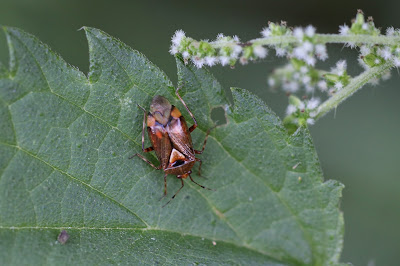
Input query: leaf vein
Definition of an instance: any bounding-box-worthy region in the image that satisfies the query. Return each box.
[213,132,314,256]
[5,143,149,228]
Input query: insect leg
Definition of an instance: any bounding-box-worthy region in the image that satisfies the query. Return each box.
[189,174,214,191]
[175,87,198,132]
[130,153,160,170]
[129,146,152,160]
[143,147,154,153]
[132,104,155,160]
[158,173,168,201]
[162,178,185,208]
[164,173,168,194]
[194,126,214,154]
[195,158,203,176]
[137,104,147,151]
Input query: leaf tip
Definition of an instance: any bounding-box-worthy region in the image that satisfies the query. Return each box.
[230,87,251,106]
[230,87,242,94]
[77,26,86,32]
[81,26,101,39]
[1,26,12,37]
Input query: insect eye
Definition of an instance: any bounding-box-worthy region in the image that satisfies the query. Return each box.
[172,160,185,167]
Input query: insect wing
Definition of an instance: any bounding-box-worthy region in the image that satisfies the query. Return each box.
[147,122,172,169]
[167,115,194,159]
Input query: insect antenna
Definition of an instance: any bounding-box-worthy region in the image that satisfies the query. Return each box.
[129,153,160,170]
[137,104,147,151]
[162,178,185,208]
[175,87,198,132]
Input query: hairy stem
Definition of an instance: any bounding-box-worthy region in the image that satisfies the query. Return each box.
[314,61,394,120]
[247,34,400,46]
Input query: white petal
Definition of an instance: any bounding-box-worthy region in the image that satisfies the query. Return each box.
[339,24,349,35]
[253,45,268,58]
[172,30,185,46]
[307,98,320,109]
[261,28,271,37]
[305,25,316,37]
[293,27,304,40]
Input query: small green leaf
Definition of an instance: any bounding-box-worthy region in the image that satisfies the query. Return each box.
[0,27,344,265]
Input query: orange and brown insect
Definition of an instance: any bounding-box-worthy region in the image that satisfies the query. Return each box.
[131,87,213,206]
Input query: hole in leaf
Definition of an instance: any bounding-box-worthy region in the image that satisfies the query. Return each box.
[211,106,227,126]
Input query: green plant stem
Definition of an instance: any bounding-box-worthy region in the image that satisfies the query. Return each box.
[314,61,394,120]
[247,34,400,46]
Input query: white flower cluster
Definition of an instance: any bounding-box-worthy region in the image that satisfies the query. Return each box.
[270,64,318,94]
[170,22,331,70]
[290,26,328,66]
[260,22,291,58]
[327,60,349,93]
[169,30,244,68]
[357,42,400,70]
[269,58,349,98]
[264,24,332,99]
[338,11,400,73]
[286,96,320,125]
[170,30,185,54]
[262,24,329,66]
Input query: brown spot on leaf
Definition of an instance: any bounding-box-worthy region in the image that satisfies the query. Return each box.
[58,230,70,244]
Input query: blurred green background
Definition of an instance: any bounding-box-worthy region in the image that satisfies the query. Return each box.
[1,0,399,264]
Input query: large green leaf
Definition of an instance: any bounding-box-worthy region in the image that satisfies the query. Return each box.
[0,27,344,265]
